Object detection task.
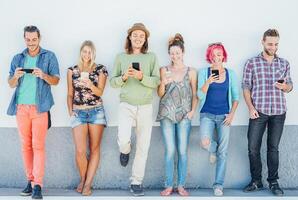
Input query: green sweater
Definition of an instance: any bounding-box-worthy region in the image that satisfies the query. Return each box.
[110,52,160,105]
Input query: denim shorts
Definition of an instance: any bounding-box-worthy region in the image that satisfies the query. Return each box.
[70,106,107,128]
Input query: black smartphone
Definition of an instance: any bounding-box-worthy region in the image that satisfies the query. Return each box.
[211,69,219,79]
[277,79,284,84]
[20,68,34,73]
[132,62,140,71]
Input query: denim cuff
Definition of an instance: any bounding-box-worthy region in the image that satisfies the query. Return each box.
[213,183,223,190]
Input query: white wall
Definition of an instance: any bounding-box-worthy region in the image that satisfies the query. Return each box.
[0,0,297,127]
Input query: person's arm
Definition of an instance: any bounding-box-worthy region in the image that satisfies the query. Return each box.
[242,60,259,119]
[8,55,24,88]
[137,54,160,88]
[157,67,167,97]
[33,53,60,85]
[201,73,217,94]
[83,67,108,97]
[275,61,293,93]
[223,70,240,125]
[197,69,206,100]
[187,68,198,119]
[33,69,60,85]
[8,67,24,88]
[67,69,74,116]
[223,100,239,126]
[243,89,259,119]
[110,54,126,88]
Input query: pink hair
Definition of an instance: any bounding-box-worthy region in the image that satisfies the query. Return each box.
[205,44,228,64]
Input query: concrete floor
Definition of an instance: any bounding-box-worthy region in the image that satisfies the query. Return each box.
[0,188,298,200]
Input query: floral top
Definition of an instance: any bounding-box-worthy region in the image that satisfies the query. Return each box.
[69,64,108,106]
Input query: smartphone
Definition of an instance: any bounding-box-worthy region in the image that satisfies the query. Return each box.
[20,68,34,73]
[132,62,140,71]
[277,79,284,84]
[211,69,219,79]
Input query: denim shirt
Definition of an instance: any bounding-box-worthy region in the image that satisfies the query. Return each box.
[7,47,60,115]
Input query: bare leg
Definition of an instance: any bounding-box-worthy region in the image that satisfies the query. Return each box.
[82,124,104,195]
[72,124,88,193]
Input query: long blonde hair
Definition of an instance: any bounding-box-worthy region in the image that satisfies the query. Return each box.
[78,40,96,70]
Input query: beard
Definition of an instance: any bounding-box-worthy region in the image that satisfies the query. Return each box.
[264,48,277,56]
[28,45,39,52]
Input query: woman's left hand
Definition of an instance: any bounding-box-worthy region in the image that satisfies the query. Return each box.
[81,79,93,89]
[223,113,234,126]
[186,110,195,120]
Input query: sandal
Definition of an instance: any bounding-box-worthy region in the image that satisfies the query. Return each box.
[177,187,189,196]
[82,185,92,196]
[160,187,173,196]
[76,181,84,193]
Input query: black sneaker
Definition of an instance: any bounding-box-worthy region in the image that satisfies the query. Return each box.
[120,153,129,167]
[20,181,32,196]
[130,184,144,196]
[32,185,43,199]
[269,182,284,196]
[243,181,263,192]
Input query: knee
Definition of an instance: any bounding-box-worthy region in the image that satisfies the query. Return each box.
[90,146,100,155]
[165,147,175,159]
[248,148,260,156]
[76,148,86,158]
[32,141,45,151]
[217,150,228,160]
[178,149,187,158]
[201,138,211,149]
[248,143,260,153]
[177,144,188,157]
[22,142,33,152]
[267,145,279,153]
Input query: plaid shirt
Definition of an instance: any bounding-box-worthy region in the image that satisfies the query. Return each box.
[242,53,293,116]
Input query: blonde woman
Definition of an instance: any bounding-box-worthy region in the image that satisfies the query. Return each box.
[67,40,108,196]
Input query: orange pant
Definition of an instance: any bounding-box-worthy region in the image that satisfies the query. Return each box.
[16,105,48,187]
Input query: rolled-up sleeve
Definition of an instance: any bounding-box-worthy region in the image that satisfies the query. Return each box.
[9,55,21,79]
[285,61,293,85]
[48,53,60,78]
[242,60,253,90]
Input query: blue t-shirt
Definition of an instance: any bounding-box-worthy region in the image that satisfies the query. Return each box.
[200,68,229,115]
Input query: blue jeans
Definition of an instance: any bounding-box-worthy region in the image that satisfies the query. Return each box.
[247,112,286,183]
[199,113,230,188]
[160,118,191,188]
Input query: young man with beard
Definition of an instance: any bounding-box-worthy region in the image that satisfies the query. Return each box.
[7,25,60,199]
[242,29,293,196]
[110,23,160,196]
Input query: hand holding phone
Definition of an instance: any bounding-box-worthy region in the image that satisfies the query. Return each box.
[80,72,89,80]
[13,67,25,79]
[211,69,219,80]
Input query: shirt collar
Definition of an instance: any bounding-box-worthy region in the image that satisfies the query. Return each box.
[21,47,46,56]
[258,52,279,61]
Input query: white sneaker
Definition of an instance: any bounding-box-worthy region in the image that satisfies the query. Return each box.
[209,153,217,164]
[214,187,223,196]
